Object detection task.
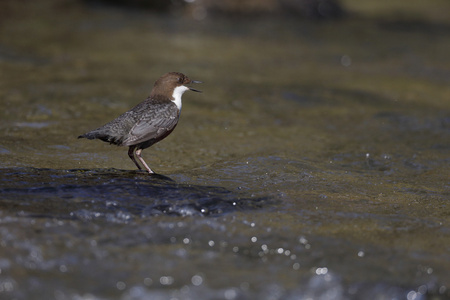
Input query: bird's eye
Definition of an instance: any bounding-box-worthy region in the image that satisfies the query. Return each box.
[178,77,183,84]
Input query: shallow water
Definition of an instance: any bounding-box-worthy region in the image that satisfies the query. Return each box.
[0,1,449,299]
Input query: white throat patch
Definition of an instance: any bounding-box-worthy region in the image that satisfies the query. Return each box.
[172,85,190,111]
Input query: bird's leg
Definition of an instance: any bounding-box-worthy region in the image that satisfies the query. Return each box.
[135,149,155,174]
[128,146,142,170]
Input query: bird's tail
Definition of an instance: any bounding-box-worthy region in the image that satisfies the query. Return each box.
[78,131,99,140]
[78,129,122,145]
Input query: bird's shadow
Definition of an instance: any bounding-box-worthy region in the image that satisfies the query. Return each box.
[0,167,270,221]
[127,169,175,182]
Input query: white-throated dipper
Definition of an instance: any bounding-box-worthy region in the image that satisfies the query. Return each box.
[78,72,201,174]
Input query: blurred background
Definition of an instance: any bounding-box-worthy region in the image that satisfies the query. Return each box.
[0,0,449,299]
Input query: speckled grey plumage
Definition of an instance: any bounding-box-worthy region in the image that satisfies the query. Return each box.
[79,95,179,150]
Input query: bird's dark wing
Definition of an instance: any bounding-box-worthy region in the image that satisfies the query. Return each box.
[122,101,179,147]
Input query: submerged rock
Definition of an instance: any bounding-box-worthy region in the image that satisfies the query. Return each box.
[195,0,343,19]
[83,0,344,19]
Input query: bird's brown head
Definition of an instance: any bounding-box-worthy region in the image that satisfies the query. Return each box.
[150,72,202,98]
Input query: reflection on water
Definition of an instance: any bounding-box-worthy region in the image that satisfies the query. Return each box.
[0,0,449,299]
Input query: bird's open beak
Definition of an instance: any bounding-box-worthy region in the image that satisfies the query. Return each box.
[189,80,202,93]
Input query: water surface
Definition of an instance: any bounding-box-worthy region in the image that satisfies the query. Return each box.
[0,1,449,299]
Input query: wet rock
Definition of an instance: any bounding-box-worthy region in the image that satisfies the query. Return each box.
[0,168,269,220]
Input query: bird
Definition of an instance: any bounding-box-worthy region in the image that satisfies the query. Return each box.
[78,72,201,174]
